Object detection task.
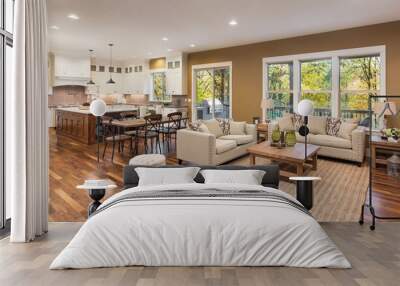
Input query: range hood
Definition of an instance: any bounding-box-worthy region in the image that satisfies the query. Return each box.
[53,76,90,87]
[51,54,91,87]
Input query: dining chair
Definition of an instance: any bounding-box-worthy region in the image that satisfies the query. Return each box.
[102,117,132,162]
[160,111,182,152]
[137,114,162,154]
[122,112,139,155]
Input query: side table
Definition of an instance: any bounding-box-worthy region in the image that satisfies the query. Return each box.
[256,123,268,142]
[77,180,117,217]
[289,176,321,210]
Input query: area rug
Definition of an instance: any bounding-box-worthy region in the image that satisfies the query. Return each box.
[230,156,369,222]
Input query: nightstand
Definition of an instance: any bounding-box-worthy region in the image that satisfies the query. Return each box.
[289,176,321,210]
[77,180,117,217]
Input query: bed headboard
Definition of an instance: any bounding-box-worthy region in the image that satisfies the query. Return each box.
[123,164,280,189]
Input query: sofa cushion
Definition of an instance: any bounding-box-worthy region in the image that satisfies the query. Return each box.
[312,135,352,149]
[308,116,327,135]
[203,119,224,137]
[219,134,254,145]
[338,122,357,140]
[295,133,352,149]
[215,139,237,154]
[278,115,294,131]
[229,121,246,135]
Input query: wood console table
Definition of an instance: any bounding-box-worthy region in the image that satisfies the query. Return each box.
[371,135,400,168]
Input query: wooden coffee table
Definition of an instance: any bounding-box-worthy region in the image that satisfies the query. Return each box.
[247,142,320,178]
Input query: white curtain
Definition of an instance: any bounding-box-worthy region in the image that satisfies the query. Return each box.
[8,0,49,242]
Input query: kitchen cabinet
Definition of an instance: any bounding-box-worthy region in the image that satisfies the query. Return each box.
[54,55,90,79]
[165,54,187,95]
[48,107,56,128]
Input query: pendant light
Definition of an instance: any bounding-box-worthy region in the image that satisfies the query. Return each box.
[87,49,95,85]
[106,43,115,84]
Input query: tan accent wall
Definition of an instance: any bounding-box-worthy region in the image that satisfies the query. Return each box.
[149,57,166,70]
[187,21,400,127]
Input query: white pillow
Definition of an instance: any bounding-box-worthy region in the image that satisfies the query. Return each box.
[229,121,246,135]
[135,167,200,186]
[200,169,266,185]
[203,119,224,137]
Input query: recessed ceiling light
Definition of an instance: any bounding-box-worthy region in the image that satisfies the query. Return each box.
[167,48,173,52]
[229,19,238,26]
[50,25,60,30]
[162,37,168,41]
[67,14,79,20]
[189,44,196,48]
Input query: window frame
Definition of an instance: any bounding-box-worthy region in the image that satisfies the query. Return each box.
[191,61,233,121]
[262,45,386,118]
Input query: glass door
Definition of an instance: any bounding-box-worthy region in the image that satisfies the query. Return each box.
[193,65,230,120]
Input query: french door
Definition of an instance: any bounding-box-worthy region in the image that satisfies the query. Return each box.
[192,63,231,120]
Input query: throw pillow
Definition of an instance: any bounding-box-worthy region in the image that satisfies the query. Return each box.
[292,113,304,131]
[308,116,327,135]
[326,117,342,136]
[200,170,266,185]
[188,120,209,133]
[338,122,357,140]
[229,121,246,135]
[188,120,202,131]
[136,167,201,186]
[278,116,294,131]
[215,118,230,135]
[203,119,224,137]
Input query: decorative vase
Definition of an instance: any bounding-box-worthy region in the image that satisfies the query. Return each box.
[271,128,281,144]
[285,130,296,147]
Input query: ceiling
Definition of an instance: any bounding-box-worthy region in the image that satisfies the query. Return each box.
[47,0,400,61]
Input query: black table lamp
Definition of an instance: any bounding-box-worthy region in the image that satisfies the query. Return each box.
[89,99,107,163]
[297,99,314,159]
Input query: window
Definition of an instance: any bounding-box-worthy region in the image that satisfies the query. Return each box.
[300,59,332,116]
[266,63,293,120]
[263,46,385,121]
[1,0,14,230]
[151,72,169,102]
[339,56,380,120]
[192,63,231,120]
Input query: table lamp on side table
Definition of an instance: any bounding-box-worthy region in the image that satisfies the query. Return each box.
[90,99,107,163]
[261,98,274,123]
[297,99,314,159]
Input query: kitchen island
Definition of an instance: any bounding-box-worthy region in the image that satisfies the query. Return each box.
[55,105,139,145]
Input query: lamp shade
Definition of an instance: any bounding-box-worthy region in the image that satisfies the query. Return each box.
[373,101,397,117]
[297,99,314,116]
[89,99,107,116]
[261,98,273,109]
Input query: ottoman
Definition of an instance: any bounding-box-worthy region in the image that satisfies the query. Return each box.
[129,154,166,167]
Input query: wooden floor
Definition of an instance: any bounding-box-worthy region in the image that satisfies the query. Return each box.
[49,128,400,222]
[1,222,400,286]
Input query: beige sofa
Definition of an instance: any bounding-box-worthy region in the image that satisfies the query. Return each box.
[177,121,257,165]
[268,119,366,164]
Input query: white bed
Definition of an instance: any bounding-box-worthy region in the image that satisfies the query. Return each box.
[50,183,351,269]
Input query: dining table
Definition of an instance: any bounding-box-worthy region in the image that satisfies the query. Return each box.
[109,116,189,156]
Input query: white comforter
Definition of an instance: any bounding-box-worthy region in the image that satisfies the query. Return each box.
[50,183,351,269]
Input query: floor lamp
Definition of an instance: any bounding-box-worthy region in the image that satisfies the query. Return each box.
[297,99,314,159]
[359,95,400,230]
[90,99,107,163]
